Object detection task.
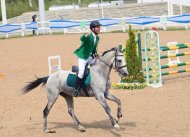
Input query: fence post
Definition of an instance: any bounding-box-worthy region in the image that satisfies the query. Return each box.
[137,31,142,64]
[144,30,162,88]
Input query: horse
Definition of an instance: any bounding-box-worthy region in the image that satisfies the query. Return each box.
[22,47,128,133]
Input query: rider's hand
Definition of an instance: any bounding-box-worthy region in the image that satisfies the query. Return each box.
[85,32,90,37]
[95,54,100,59]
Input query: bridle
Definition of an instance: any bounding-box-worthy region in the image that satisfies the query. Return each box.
[99,50,127,74]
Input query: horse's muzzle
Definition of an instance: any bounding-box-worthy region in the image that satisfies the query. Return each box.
[119,71,128,77]
[122,72,128,77]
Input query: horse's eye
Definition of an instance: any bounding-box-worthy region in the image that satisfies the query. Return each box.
[117,60,122,63]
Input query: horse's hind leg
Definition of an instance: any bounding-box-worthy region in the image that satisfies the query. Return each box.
[60,92,86,132]
[43,89,59,133]
[105,92,122,123]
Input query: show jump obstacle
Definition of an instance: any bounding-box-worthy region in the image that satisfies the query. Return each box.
[141,30,190,88]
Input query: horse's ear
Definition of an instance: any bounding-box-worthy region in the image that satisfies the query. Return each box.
[111,47,118,52]
[118,48,123,53]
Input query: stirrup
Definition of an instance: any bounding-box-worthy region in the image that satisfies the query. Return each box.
[72,90,79,97]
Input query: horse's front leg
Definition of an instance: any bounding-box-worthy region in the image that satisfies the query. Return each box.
[96,93,120,128]
[104,92,122,123]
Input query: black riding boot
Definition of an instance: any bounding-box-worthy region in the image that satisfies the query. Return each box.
[72,77,83,97]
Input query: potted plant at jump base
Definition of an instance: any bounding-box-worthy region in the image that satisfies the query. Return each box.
[112,25,146,90]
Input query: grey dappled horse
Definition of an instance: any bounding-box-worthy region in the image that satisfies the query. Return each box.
[22,47,128,133]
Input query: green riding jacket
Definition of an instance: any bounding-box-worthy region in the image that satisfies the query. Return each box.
[74,33,99,59]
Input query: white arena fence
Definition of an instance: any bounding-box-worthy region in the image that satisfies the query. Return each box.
[0,15,190,38]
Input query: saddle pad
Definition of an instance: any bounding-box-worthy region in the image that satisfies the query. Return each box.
[67,73,90,88]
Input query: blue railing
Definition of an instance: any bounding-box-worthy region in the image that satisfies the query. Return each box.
[0,14,190,38]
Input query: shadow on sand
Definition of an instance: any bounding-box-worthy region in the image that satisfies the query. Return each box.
[163,74,190,84]
[49,119,136,137]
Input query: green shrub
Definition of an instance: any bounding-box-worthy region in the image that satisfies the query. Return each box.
[122,25,145,83]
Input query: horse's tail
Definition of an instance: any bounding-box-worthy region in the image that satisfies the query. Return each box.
[22,76,49,94]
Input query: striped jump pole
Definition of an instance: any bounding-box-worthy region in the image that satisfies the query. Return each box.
[142,43,190,51]
[162,69,190,76]
[161,51,190,59]
[145,62,190,71]
[161,62,190,69]
[160,43,190,51]
[143,51,190,61]
[147,69,190,77]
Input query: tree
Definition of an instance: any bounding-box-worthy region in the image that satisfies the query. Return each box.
[123,25,145,83]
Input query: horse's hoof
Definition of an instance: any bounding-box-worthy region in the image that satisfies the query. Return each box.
[78,125,86,132]
[44,129,56,133]
[114,124,120,129]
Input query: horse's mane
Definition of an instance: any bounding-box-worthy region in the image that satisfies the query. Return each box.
[102,47,118,56]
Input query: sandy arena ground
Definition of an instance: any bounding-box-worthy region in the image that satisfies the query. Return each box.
[0,31,190,137]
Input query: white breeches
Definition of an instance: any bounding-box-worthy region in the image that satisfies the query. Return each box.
[78,56,94,78]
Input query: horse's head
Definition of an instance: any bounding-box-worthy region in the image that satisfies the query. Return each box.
[113,48,128,77]
[101,47,128,77]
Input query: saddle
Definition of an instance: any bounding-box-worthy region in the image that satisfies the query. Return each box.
[67,65,91,96]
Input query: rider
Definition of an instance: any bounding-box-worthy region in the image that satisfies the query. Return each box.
[72,20,102,97]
